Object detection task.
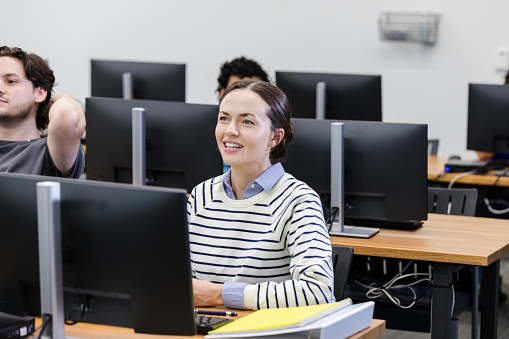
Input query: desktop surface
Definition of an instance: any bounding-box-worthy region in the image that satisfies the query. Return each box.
[330,213,509,266]
[428,155,509,187]
[29,312,386,339]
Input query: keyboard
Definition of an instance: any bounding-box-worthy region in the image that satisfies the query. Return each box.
[346,217,424,230]
[195,315,234,334]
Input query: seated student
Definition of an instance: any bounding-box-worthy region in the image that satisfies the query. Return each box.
[217,56,269,99]
[188,80,334,310]
[0,46,85,178]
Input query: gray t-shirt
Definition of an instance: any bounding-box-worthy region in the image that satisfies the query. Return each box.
[0,138,85,178]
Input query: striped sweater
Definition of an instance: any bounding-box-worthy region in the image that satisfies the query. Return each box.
[187,173,335,310]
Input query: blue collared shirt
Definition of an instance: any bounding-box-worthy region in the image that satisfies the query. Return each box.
[220,162,285,200]
[219,162,285,309]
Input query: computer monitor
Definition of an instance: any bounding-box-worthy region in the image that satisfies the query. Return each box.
[467,83,509,156]
[85,97,223,192]
[0,172,195,335]
[284,119,428,228]
[91,59,186,101]
[275,71,382,121]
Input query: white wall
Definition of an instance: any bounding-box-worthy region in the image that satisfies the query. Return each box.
[5,0,509,158]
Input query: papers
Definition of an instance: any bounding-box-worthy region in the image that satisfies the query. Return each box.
[205,300,374,339]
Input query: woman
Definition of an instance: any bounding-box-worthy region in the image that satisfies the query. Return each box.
[187,80,334,310]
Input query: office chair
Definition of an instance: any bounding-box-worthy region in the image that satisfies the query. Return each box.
[428,186,478,216]
[428,186,479,339]
[428,139,439,156]
[344,187,479,337]
[332,246,354,301]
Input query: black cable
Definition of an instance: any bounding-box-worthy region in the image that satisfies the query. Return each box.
[37,314,51,339]
[65,305,86,325]
[325,207,338,232]
[64,294,88,325]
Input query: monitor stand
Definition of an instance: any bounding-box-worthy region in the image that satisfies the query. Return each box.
[329,122,379,238]
[329,223,379,238]
[37,182,81,339]
[315,82,326,120]
[132,107,146,186]
[122,72,133,100]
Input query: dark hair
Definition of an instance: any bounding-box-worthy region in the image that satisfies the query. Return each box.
[220,80,294,163]
[0,46,55,131]
[217,56,269,93]
[505,69,509,85]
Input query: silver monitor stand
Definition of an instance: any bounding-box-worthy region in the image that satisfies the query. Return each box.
[37,182,66,339]
[315,82,326,120]
[122,72,133,100]
[132,107,146,186]
[328,122,379,238]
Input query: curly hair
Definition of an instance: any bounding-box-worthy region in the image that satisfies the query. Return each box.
[217,56,269,93]
[0,46,55,131]
[220,79,294,163]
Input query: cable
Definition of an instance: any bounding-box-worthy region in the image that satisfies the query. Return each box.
[432,170,446,182]
[484,197,509,215]
[325,207,338,232]
[447,171,476,189]
[351,259,432,309]
[37,314,51,339]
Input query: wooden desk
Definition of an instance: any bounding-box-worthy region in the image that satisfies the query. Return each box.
[428,155,509,187]
[331,213,509,339]
[31,316,386,339]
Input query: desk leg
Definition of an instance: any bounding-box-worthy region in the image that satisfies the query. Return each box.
[480,260,499,339]
[431,263,455,339]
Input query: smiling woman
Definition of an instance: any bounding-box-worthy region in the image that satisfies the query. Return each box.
[187,80,334,311]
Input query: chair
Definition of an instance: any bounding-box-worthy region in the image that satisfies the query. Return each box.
[332,246,354,301]
[428,139,439,155]
[427,186,479,339]
[428,186,478,216]
[345,188,479,337]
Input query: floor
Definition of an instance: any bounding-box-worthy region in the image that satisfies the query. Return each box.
[383,254,509,338]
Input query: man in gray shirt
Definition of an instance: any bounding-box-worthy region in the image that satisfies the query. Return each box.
[0,46,85,178]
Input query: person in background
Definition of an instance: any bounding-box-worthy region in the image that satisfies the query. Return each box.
[217,56,269,99]
[0,46,85,177]
[189,80,334,310]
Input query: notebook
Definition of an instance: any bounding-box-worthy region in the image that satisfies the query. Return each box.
[207,299,352,336]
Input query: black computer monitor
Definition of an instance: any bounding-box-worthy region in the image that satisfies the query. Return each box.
[85,97,222,192]
[0,172,195,335]
[467,83,509,156]
[91,59,186,101]
[275,71,382,121]
[284,119,428,228]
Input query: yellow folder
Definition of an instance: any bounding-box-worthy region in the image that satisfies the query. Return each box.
[208,299,352,335]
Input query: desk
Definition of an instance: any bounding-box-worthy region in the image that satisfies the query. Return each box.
[428,155,509,187]
[331,213,509,339]
[31,315,386,339]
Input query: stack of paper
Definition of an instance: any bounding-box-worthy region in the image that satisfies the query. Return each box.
[205,299,374,339]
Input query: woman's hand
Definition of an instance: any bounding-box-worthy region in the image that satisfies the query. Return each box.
[192,278,224,306]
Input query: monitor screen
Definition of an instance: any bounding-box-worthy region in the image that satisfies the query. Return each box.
[85,97,223,192]
[467,83,509,155]
[91,59,186,101]
[284,119,428,227]
[275,71,382,121]
[0,172,195,335]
